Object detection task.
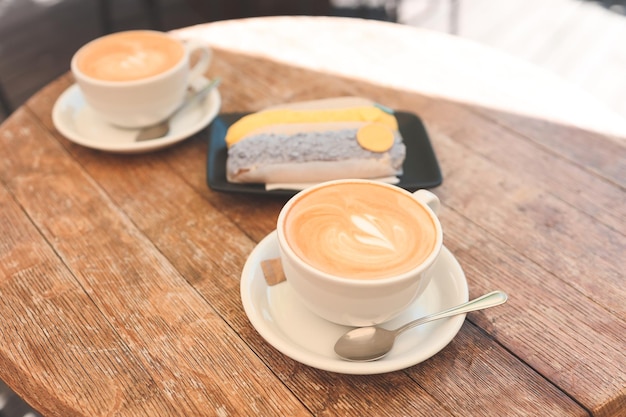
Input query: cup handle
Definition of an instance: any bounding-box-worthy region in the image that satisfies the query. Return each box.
[413,189,440,214]
[184,39,213,91]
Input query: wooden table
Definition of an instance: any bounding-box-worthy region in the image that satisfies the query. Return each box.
[1,16,624,417]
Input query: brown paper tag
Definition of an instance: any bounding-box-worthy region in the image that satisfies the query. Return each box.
[260,258,287,286]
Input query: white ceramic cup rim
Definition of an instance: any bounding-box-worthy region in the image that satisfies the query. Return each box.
[276,179,444,287]
[71,30,191,87]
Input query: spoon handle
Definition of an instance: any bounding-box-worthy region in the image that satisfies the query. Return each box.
[394,290,508,335]
[176,77,222,117]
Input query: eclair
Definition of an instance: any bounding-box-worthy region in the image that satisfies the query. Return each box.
[225,97,406,185]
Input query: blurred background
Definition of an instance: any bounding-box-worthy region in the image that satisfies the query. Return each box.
[0,0,625,124]
[0,0,625,415]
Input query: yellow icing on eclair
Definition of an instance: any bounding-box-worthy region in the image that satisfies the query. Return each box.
[225,106,398,147]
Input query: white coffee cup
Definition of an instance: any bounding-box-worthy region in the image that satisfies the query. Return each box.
[277,179,443,327]
[71,30,212,128]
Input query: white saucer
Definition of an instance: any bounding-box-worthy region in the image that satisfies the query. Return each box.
[52,83,221,153]
[240,231,469,375]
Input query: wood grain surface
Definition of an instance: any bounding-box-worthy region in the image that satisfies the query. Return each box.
[0,37,624,417]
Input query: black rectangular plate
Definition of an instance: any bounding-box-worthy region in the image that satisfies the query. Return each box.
[207,111,442,196]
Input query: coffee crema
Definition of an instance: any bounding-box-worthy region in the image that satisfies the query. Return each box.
[75,31,185,82]
[283,182,438,280]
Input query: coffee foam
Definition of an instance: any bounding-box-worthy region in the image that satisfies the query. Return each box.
[76,31,185,82]
[284,182,437,280]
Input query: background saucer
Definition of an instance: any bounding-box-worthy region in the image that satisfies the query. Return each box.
[240,231,469,375]
[52,83,221,154]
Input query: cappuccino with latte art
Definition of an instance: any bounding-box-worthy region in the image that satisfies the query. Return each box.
[283,182,437,280]
[71,30,212,128]
[277,179,444,326]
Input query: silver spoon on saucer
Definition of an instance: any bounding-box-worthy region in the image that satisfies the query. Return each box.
[334,290,508,362]
[135,77,221,141]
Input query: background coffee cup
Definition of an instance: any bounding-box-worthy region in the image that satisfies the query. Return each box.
[276,179,443,327]
[71,30,212,128]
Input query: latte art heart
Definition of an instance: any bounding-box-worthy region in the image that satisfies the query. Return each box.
[351,214,397,250]
[284,182,437,280]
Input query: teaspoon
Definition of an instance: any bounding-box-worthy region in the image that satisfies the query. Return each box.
[334,290,508,362]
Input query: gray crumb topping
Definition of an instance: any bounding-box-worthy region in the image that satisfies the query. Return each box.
[227,128,406,174]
